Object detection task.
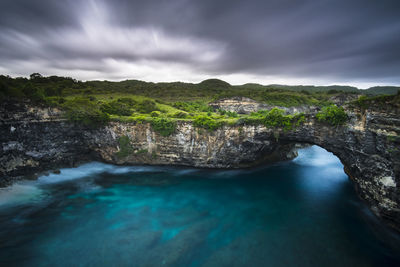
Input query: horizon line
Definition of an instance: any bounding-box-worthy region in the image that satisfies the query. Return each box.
[2,73,400,90]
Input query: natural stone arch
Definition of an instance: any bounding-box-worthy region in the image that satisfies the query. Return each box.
[1,101,399,232]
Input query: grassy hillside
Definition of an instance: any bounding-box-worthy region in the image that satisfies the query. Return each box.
[364,86,400,95]
[236,83,360,93]
[0,73,398,134]
[1,73,398,103]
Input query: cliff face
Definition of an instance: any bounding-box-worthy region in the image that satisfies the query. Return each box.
[1,100,399,232]
[209,96,320,114]
[0,101,298,180]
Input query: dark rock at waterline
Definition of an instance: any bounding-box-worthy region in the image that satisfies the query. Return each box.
[0,99,399,233]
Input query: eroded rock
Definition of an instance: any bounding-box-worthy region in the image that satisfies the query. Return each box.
[1,100,400,232]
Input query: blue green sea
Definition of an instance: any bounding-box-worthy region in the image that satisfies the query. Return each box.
[0,146,399,266]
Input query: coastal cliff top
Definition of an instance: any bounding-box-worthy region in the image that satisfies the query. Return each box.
[1,74,399,131]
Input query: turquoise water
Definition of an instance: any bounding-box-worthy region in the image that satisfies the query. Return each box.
[0,146,399,267]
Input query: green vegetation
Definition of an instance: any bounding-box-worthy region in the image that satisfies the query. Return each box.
[352,93,400,110]
[116,136,134,158]
[2,73,397,131]
[136,99,158,113]
[63,97,109,128]
[100,98,136,116]
[170,111,189,119]
[354,95,370,110]
[365,86,400,96]
[213,90,327,107]
[0,74,364,104]
[136,149,148,155]
[150,117,177,136]
[150,111,161,117]
[387,134,400,143]
[263,108,305,131]
[172,101,213,112]
[193,115,223,131]
[218,109,238,117]
[241,108,305,131]
[1,73,398,104]
[316,105,347,126]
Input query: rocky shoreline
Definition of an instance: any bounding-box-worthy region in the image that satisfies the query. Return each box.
[1,100,399,232]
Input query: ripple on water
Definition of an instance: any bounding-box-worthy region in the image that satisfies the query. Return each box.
[0,146,399,267]
[0,183,44,207]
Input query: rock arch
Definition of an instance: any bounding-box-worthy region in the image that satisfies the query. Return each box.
[95,107,399,232]
[1,101,399,232]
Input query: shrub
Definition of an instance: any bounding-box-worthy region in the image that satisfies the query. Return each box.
[171,111,189,118]
[0,82,24,99]
[136,149,148,155]
[218,109,238,117]
[226,111,238,118]
[239,108,305,131]
[31,88,46,102]
[100,98,135,116]
[263,108,305,131]
[193,115,223,131]
[151,117,176,136]
[316,105,347,126]
[239,117,263,125]
[150,111,161,117]
[292,113,306,127]
[239,113,264,125]
[262,93,315,107]
[136,99,158,113]
[218,109,226,115]
[173,101,213,113]
[110,116,137,123]
[355,95,369,110]
[63,97,109,127]
[327,89,340,94]
[263,108,290,128]
[118,97,137,105]
[116,136,134,158]
[238,110,267,125]
[44,96,65,107]
[130,114,149,124]
[22,85,45,102]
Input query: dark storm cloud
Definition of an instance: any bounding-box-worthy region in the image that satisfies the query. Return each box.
[0,0,399,86]
[0,0,78,32]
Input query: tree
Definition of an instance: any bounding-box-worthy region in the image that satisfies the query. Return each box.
[30,73,43,80]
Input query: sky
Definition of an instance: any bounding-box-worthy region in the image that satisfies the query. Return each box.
[0,0,399,88]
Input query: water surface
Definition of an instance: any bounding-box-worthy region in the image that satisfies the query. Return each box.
[0,146,399,266]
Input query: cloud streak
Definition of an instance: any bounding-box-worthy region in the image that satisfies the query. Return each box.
[0,0,399,87]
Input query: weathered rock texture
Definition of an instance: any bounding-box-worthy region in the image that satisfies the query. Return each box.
[209,97,269,114]
[1,100,399,232]
[209,96,319,114]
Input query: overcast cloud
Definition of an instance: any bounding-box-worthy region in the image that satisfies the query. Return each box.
[0,0,399,87]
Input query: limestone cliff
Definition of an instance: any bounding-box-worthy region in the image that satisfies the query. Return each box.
[0,101,298,181]
[209,96,320,114]
[0,99,399,233]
